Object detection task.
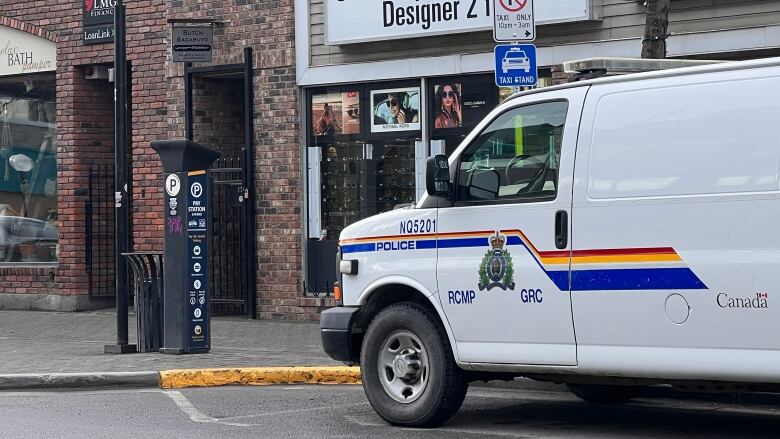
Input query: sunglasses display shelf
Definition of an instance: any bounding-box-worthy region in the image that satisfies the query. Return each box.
[372,151,416,212]
[320,144,417,241]
[321,154,364,241]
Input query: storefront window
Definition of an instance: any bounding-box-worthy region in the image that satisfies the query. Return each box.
[0,73,57,263]
[309,82,420,241]
[319,140,417,241]
[309,72,555,241]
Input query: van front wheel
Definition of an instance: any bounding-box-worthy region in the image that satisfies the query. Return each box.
[361,302,467,428]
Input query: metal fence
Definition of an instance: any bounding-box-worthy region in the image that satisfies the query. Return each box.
[210,156,247,315]
[86,164,116,298]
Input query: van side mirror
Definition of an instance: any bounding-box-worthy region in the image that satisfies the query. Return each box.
[426,155,451,199]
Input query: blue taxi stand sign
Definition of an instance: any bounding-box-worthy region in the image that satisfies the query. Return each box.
[494,44,538,88]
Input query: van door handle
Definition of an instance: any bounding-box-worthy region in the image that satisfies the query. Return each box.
[555,210,568,250]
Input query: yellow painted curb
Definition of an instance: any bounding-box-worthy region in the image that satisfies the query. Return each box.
[160,366,362,389]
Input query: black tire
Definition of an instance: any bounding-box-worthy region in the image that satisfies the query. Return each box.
[567,383,641,404]
[360,302,468,428]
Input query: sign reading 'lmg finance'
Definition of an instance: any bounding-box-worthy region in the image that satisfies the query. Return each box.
[83,0,117,45]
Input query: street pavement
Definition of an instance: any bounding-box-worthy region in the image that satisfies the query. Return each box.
[0,310,338,374]
[3,385,780,438]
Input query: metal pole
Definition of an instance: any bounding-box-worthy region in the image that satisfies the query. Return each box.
[185,63,193,140]
[106,0,135,353]
[243,47,257,319]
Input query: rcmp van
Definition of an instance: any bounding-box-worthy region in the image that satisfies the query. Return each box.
[320,57,780,427]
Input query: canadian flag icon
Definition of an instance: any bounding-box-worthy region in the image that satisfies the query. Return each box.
[757,292,768,299]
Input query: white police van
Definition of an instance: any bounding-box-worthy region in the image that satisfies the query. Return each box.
[320,57,780,427]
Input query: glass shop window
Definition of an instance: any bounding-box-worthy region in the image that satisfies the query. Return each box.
[310,84,421,241]
[0,73,57,263]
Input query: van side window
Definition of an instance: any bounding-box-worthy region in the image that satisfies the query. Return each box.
[456,101,568,204]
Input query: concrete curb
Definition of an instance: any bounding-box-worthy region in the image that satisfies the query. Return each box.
[160,366,362,389]
[0,372,161,390]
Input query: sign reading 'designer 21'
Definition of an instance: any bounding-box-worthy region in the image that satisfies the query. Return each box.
[325,0,591,45]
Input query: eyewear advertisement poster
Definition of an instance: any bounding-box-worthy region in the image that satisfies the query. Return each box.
[433,83,462,129]
[371,87,421,133]
[431,76,494,131]
[312,91,360,138]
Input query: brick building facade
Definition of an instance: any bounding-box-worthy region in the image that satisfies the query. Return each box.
[0,1,329,320]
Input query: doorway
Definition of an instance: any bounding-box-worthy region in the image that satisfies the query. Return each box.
[185,49,256,317]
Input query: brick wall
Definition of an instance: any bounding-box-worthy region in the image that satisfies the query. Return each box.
[2,0,317,318]
[551,64,574,85]
[0,0,167,309]
[191,76,245,158]
[167,0,315,320]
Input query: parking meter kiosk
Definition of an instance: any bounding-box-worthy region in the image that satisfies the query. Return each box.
[152,139,220,354]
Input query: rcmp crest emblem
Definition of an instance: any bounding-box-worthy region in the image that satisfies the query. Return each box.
[478,231,515,291]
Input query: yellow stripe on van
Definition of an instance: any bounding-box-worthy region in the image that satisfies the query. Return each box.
[569,253,682,265]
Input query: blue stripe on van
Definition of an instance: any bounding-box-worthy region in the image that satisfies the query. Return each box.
[341,243,376,254]
[569,268,707,291]
[545,270,570,291]
[415,240,438,250]
[436,237,488,249]
[340,238,708,292]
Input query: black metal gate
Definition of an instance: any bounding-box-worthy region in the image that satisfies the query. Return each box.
[209,156,251,315]
[85,164,116,298]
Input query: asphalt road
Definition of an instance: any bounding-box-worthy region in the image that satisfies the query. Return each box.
[2,385,780,438]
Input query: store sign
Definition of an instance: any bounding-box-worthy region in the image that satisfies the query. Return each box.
[83,0,116,45]
[0,26,56,76]
[325,0,591,45]
[172,26,213,63]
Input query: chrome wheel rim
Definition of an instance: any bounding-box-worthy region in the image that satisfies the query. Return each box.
[378,330,430,404]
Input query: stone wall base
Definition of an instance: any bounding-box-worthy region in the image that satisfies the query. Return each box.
[0,294,114,312]
[257,296,336,321]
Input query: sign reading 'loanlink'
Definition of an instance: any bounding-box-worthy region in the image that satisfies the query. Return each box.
[172,26,213,63]
[83,0,116,45]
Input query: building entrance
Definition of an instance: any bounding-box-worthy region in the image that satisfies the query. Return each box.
[185,50,256,317]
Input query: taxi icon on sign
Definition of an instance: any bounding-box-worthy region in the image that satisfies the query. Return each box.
[502,48,531,74]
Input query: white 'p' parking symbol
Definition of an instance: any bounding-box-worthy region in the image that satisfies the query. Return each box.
[191,182,203,198]
[165,174,181,197]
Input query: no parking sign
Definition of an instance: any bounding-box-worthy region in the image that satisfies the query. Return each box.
[493,0,535,42]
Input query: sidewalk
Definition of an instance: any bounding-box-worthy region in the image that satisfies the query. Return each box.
[5,310,775,408]
[0,310,338,375]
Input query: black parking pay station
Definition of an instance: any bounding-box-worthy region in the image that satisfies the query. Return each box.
[152,140,220,354]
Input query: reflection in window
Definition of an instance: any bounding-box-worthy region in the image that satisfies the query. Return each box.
[457,101,568,203]
[0,74,57,263]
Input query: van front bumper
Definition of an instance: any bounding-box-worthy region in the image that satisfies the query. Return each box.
[320,307,360,364]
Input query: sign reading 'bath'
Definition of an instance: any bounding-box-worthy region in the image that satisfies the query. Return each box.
[0,26,56,76]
